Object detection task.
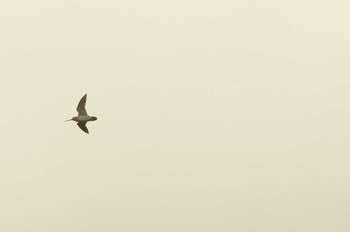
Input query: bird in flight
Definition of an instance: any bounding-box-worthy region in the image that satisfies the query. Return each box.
[65,94,97,134]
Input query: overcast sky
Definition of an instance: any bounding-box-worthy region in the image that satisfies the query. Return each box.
[1,0,350,231]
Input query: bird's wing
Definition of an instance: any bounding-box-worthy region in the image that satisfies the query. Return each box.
[76,94,88,116]
[77,122,89,134]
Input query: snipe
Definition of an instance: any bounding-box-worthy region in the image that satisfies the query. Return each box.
[65,94,97,134]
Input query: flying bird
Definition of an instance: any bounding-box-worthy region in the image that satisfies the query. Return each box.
[65,94,97,134]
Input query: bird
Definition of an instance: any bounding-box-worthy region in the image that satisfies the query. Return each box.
[65,94,97,134]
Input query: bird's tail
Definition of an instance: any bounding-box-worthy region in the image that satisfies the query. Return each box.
[65,119,73,122]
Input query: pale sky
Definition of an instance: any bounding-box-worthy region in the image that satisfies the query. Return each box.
[1,0,350,231]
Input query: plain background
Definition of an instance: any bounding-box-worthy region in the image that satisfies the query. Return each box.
[1,0,350,231]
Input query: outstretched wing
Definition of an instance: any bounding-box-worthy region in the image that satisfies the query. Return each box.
[77,122,89,134]
[76,94,88,116]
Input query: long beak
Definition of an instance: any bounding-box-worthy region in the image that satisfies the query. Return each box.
[65,119,73,122]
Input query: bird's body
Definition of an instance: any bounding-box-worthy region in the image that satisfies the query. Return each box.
[71,115,97,122]
[65,94,97,134]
